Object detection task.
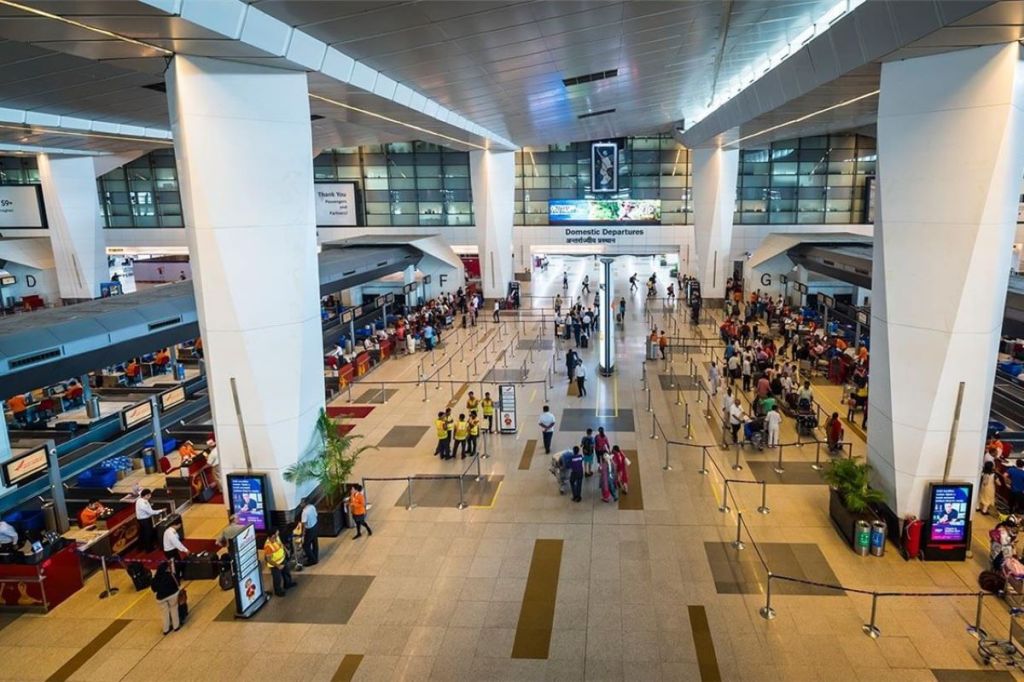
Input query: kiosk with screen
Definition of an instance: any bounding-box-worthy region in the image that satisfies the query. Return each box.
[227,473,270,532]
[230,524,268,618]
[922,482,972,561]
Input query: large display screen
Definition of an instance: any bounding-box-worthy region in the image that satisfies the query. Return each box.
[314,182,358,226]
[231,524,265,616]
[227,473,270,532]
[2,444,49,486]
[121,400,153,429]
[549,199,661,224]
[928,483,972,544]
[159,386,186,412]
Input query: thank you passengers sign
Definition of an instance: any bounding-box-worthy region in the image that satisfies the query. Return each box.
[315,182,357,226]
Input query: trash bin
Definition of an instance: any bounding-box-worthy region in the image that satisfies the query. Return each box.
[85,396,102,419]
[855,520,871,556]
[173,363,186,381]
[142,447,157,474]
[870,521,887,557]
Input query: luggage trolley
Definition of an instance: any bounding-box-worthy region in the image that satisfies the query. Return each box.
[979,609,1024,668]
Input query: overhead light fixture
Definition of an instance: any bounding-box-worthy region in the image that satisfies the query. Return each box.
[0,0,172,55]
[0,123,173,146]
[309,93,487,151]
[724,89,880,147]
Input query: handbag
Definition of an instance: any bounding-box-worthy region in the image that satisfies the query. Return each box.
[178,587,188,606]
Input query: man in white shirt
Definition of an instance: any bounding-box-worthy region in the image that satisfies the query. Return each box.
[765,406,783,448]
[163,523,189,577]
[538,406,556,454]
[575,363,587,398]
[728,399,745,444]
[300,498,319,566]
[135,489,161,552]
[0,520,18,547]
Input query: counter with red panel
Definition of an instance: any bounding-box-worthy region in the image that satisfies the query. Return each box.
[0,543,82,611]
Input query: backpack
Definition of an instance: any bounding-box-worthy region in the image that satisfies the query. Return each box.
[581,436,594,455]
[980,570,1006,593]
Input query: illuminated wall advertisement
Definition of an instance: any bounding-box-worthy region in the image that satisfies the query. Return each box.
[227,473,270,532]
[928,483,972,544]
[0,186,46,229]
[314,182,358,226]
[231,524,267,617]
[591,142,618,193]
[549,199,661,224]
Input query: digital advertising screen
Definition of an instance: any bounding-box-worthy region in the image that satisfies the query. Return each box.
[928,483,972,544]
[227,473,270,532]
[548,199,661,224]
[230,524,266,617]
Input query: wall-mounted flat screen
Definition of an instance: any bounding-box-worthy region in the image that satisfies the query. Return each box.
[591,142,618,193]
[159,386,186,412]
[2,444,49,486]
[549,199,661,224]
[0,186,46,229]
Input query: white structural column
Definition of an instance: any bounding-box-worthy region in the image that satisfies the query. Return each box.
[167,56,323,512]
[470,150,514,299]
[691,147,738,302]
[869,43,1024,516]
[36,155,108,301]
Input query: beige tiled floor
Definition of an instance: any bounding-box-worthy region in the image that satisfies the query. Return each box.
[1,255,1018,681]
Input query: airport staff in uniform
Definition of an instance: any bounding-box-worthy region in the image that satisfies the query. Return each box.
[481,393,495,433]
[434,412,450,459]
[300,498,319,565]
[163,523,190,578]
[135,489,160,552]
[263,529,294,596]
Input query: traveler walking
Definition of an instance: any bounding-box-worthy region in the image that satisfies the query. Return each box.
[611,445,629,494]
[350,484,372,538]
[581,428,595,477]
[575,362,587,397]
[569,446,584,502]
[979,461,996,515]
[765,405,782,448]
[300,497,319,565]
[709,361,720,396]
[538,406,556,454]
[150,561,182,634]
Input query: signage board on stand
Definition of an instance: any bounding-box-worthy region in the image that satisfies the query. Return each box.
[497,384,517,433]
[230,524,268,618]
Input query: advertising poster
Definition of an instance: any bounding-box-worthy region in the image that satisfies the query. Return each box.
[498,384,517,433]
[231,524,266,617]
[0,186,46,229]
[928,483,972,543]
[227,473,269,531]
[591,142,618,192]
[315,182,358,226]
[549,199,661,224]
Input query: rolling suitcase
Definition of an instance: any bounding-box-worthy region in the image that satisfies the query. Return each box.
[580,333,588,349]
[127,562,151,591]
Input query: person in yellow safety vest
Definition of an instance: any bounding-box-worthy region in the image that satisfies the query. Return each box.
[263,528,295,597]
[467,411,480,457]
[481,392,495,433]
[466,391,479,413]
[434,411,450,459]
[443,407,454,455]
[452,413,469,459]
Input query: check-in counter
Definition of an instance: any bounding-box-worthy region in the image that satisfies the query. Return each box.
[0,542,82,612]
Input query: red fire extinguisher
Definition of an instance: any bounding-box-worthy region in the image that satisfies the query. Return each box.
[903,517,923,560]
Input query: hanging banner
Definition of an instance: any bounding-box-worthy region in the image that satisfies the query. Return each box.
[0,186,46,229]
[591,142,618,193]
[497,384,517,434]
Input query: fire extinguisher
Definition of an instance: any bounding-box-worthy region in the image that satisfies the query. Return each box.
[903,517,923,560]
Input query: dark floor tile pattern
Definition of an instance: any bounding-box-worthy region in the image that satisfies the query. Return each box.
[688,605,722,682]
[331,654,364,682]
[352,388,399,404]
[704,542,843,596]
[746,461,826,485]
[519,440,537,470]
[617,450,644,510]
[560,408,636,433]
[377,425,429,448]
[214,575,374,624]
[931,671,1016,681]
[392,475,504,508]
[518,339,554,351]
[512,539,563,659]
[483,369,529,383]
[47,619,130,682]
[657,374,699,390]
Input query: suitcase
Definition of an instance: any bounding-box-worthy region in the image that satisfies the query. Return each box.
[979,569,1006,593]
[127,562,152,591]
[580,334,589,349]
[180,551,219,581]
[218,560,235,591]
[178,589,189,623]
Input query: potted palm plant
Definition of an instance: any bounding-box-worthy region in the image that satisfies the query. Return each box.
[823,457,885,548]
[283,409,375,537]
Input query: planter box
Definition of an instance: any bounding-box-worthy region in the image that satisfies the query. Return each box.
[316,504,348,537]
[828,488,875,549]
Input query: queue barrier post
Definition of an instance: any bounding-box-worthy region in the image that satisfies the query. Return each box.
[422,380,428,402]
[759,573,776,620]
[685,403,693,440]
[98,555,118,599]
[732,443,743,471]
[732,512,745,550]
[774,443,786,475]
[719,479,730,513]
[456,475,468,510]
[347,380,354,404]
[862,593,881,638]
[811,441,823,471]
[967,592,988,639]
[757,481,770,515]
[698,447,709,476]
[651,412,657,439]
[406,477,415,510]
[381,382,388,404]
[646,387,652,413]
[663,440,672,471]
[475,451,482,481]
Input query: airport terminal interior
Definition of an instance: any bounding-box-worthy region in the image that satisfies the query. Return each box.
[4,1,1024,681]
